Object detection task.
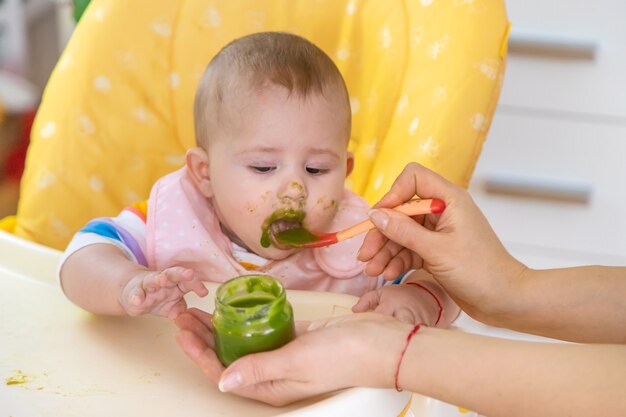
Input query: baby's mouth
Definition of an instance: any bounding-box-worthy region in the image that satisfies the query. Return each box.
[260,208,306,249]
[269,219,302,250]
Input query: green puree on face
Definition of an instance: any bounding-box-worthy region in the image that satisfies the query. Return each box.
[260,209,306,248]
[213,275,296,366]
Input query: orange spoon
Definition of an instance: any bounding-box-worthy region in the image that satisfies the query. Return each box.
[273,198,445,248]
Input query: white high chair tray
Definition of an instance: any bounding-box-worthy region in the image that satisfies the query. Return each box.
[0,231,414,416]
[0,230,558,416]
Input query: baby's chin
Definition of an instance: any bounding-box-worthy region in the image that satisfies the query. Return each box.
[254,245,298,261]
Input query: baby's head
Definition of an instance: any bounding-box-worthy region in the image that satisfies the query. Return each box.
[187,32,354,260]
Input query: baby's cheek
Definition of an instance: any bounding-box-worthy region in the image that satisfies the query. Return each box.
[243,191,273,215]
[307,195,340,228]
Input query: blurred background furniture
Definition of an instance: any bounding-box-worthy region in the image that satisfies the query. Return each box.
[3,0,509,250]
[469,0,626,269]
[0,0,74,218]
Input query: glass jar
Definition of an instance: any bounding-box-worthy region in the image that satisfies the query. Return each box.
[212,274,296,366]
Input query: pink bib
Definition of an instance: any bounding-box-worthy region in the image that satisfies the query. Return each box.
[145,168,378,296]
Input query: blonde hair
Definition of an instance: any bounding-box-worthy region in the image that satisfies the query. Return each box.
[193,32,350,148]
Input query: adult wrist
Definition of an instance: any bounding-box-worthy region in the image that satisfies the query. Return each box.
[379,321,415,390]
[475,260,530,327]
[394,324,437,392]
[394,322,425,391]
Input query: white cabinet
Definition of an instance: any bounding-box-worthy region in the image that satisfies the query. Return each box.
[470,0,626,268]
[501,0,626,118]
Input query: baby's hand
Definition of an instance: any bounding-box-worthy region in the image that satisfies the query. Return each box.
[120,267,209,319]
[352,284,442,326]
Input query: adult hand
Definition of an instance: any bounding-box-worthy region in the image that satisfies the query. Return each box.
[175,310,411,406]
[357,163,525,320]
[175,308,224,383]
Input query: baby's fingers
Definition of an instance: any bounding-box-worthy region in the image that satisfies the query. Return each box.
[121,286,149,316]
[392,307,416,324]
[157,267,208,297]
[352,289,381,313]
[183,279,209,298]
[129,287,146,307]
[158,267,195,287]
[141,273,162,293]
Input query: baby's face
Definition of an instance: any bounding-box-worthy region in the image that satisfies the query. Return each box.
[206,84,351,259]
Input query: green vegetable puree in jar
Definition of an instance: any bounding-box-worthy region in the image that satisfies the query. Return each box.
[212,275,296,366]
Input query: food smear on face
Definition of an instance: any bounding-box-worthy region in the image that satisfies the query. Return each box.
[260,209,306,248]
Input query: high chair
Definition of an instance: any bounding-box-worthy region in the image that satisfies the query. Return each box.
[0,1,509,415]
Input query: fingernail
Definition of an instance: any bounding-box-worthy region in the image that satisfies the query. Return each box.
[219,372,242,392]
[369,210,388,230]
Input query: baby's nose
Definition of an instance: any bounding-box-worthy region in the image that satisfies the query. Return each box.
[278,181,307,202]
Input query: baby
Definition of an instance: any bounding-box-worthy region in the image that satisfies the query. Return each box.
[59,32,459,327]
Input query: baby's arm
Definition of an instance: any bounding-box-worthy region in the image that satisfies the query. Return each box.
[352,269,460,327]
[60,243,208,318]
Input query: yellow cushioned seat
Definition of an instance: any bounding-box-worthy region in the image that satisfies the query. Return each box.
[12,0,509,249]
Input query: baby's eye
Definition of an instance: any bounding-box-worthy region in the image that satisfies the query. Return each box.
[306,167,328,175]
[250,166,276,173]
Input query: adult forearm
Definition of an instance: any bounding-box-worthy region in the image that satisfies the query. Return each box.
[59,244,146,315]
[486,266,626,343]
[400,327,626,417]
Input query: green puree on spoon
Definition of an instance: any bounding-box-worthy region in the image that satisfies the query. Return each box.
[273,227,319,246]
[260,209,306,248]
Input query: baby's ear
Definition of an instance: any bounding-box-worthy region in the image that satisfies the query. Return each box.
[186,147,213,198]
[346,151,354,177]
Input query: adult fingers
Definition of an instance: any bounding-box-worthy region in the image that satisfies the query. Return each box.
[167,298,188,320]
[218,348,291,393]
[228,378,319,407]
[373,163,454,209]
[358,228,388,262]
[362,238,409,278]
[175,329,223,384]
[175,310,215,347]
[186,307,214,329]
[381,252,413,281]
[369,208,440,261]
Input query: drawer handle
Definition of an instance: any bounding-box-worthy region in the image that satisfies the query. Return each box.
[508,29,598,60]
[483,172,592,204]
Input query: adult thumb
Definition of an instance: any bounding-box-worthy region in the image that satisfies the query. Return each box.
[218,350,287,392]
[369,208,435,257]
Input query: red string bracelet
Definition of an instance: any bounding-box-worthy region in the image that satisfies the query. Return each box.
[406,282,443,326]
[394,323,423,392]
